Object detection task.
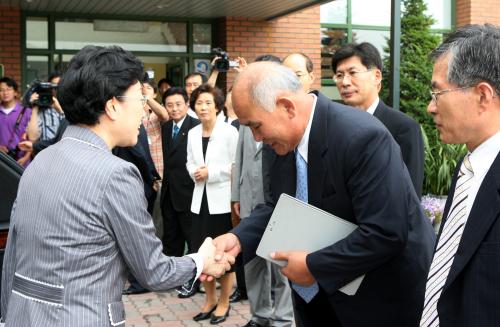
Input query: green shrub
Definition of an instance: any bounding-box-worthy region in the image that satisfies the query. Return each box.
[381,0,466,195]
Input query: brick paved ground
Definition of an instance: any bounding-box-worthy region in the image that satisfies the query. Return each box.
[124,289,252,327]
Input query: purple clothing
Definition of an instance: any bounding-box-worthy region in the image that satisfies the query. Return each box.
[0,102,32,161]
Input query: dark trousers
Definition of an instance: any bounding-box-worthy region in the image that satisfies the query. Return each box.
[234,255,247,292]
[292,288,341,327]
[162,194,193,256]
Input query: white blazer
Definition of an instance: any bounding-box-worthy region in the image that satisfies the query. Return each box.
[187,119,239,215]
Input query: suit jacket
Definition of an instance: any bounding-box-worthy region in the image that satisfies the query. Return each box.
[436,152,500,327]
[373,100,425,198]
[231,125,265,218]
[113,124,160,214]
[233,92,436,327]
[0,126,196,326]
[160,115,200,212]
[187,120,238,215]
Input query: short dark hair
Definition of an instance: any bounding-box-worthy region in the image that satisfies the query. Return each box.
[141,73,158,93]
[48,71,62,83]
[184,72,207,84]
[162,86,188,105]
[255,54,281,63]
[284,53,314,72]
[189,84,225,115]
[430,24,500,95]
[157,78,175,89]
[331,42,382,73]
[0,77,18,92]
[57,45,143,125]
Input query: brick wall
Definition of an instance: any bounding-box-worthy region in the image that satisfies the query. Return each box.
[217,5,321,91]
[0,5,21,83]
[456,0,500,27]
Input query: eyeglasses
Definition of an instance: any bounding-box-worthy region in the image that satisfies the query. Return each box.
[116,95,148,107]
[333,69,373,83]
[429,86,472,103]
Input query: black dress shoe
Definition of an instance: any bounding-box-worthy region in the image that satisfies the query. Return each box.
[229,289,248,302]
[243,321,265,327]
[193,305,217,321]
[177,279,199,298]
[210,306,230,325]
[122,287,149,295]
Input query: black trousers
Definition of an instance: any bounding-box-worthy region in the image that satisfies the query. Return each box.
[292,288,341,327]
[161,194,193,256]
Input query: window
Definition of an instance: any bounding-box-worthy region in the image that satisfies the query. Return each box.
[320,0,455,95]
[23,15,214,91]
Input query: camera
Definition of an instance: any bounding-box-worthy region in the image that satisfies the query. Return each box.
[22,80,58,109]
[212,48,238,72]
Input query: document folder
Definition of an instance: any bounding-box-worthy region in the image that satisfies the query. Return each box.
[256,193,364,295]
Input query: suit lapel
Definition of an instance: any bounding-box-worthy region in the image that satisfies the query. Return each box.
[170,116,191,154]
[444,152,500,290]
[308,92,329,208]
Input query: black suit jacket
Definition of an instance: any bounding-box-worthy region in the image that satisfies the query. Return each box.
[113,124,160,214]
[233,92,436,327]
[373,100,424,198]
[436,152,500,327]
[160,115,200,212]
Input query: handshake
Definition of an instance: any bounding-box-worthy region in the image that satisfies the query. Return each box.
[197,237,235,279]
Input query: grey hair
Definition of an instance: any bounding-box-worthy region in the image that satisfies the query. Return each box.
[248,62,303,112]
[430,24,500,95]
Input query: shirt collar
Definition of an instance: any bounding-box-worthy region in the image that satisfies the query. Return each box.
[366,97,380,115]
[61,125,110,152]
[296,93,318,163]
[469,130,500,179]
[174,115,187,129]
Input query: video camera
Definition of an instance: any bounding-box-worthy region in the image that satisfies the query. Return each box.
[22,80,58,109]
[212,48,238,73]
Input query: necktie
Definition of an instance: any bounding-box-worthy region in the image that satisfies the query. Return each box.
[420,154,474,327]
[291,150,319,303]
[172,124,180,140]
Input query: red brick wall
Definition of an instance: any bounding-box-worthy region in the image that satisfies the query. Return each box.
[456,0,500,27]
[0,5,21,84]
[218,5,321,91]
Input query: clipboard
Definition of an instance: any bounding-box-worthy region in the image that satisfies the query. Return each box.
[256,193,364,295]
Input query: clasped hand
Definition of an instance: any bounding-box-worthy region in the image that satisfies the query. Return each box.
[197,237,235,279]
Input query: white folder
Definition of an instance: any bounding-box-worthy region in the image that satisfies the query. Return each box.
[256,193,364,295]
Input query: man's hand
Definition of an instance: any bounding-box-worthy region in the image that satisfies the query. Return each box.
[198,237,235,280]
[271,251,316,286]
[199,233,242,282]
[194,166,208,182]
[234,57,248,73]
[18,141,33,152]
[0,145,8,153]
[52,97,63,113]
[233,202,240,217]
[29,92,39,104]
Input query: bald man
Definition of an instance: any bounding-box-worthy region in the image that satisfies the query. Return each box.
[283,53,315,93]
[212,61,435,327]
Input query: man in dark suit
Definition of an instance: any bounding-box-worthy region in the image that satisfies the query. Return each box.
[332,42,424,198]
[420,24,500,327]
[160,87,200,297]
[211,61,436,327]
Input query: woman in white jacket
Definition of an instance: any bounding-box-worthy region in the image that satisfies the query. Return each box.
[186,84,238,324]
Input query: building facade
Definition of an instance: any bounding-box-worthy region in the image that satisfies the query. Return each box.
[0,0,498,94]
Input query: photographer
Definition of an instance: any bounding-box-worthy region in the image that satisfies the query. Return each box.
[25,71,65,142]
[0,77,32,167]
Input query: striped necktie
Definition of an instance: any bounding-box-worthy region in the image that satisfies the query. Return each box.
[291,150,319,303]
[420,154,474,327]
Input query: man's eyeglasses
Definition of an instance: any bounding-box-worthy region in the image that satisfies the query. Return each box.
[333,69,373,83]
[116,95,148,107]
[429,86,472,103]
